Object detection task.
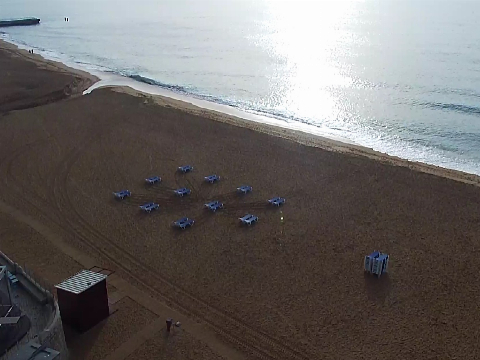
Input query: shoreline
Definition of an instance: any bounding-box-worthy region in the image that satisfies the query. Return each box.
[0,39,98,92]
[3,37,480,359]
[105,84,480,188]
[2,37,480,187]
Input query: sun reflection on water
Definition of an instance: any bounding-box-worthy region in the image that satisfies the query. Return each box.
[254,0,361,124]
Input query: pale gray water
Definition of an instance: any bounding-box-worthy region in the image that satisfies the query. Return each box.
[2,0,480,174]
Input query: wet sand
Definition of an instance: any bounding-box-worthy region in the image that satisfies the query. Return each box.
[0,40,96,113]
[1,40,480,359]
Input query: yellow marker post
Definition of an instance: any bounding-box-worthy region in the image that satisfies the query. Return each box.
[280,211,285,238]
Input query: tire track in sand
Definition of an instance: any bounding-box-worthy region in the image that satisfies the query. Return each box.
[49,142,311,360]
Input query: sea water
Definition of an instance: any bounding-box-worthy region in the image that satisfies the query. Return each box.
[2,0,480,175]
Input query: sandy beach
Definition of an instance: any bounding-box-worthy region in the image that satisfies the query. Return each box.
[2,39,480,359]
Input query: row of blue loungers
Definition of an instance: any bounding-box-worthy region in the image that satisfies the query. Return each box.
[113,166,285,229]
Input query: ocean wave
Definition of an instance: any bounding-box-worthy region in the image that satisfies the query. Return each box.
[125,73,238,105]
[429,88,480,99]
[420,102,480,116]
[127,74,189,93]
[124,73,298,123]
[124,73,316,125]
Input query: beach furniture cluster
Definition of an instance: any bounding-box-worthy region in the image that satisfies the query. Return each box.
[364,251,389,277]
[113,166,286,230]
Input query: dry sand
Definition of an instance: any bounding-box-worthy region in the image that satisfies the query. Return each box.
[1,40,480,359]
[125,327,227,360]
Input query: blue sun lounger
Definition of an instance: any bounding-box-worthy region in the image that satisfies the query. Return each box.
[364,251,389,277]
[139,202,159,213]
[145,176,161,184]
[237,185,252,194]
[239,214,258,225]
[173,217,195,229]
[174,188,191,197]
[204,174,220,183]
[113,190,131,199]
[178,165,193,173]
[364,251,380,273]
[204,200,224,212]
[7,271,19,286]
[268,197,286,206]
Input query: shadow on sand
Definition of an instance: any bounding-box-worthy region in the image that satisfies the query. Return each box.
[363,272,392,304]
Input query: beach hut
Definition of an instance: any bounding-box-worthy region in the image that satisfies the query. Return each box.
[55,270,109,332]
